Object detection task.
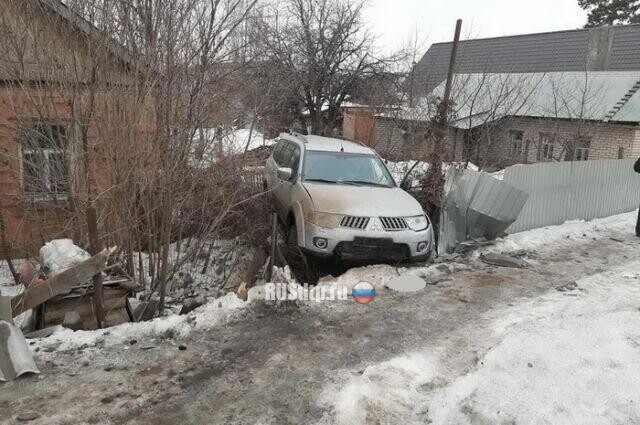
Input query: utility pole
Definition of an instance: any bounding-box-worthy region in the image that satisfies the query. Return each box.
[421,19,462,228]
[441,19,463,123]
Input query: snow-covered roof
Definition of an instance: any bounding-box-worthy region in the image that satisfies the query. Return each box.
[381,72,640,129]
[433,71,640,128]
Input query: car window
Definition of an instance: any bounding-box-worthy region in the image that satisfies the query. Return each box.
[302,151,395,187]
[272,141,284,163]
[289,145,301,175]
[279,143,294,167]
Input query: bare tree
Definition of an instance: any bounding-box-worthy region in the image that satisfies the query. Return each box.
[254,0,391,136]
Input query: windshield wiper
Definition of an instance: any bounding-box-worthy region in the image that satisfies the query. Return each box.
[342,180,392,188]
[305,178,339,184]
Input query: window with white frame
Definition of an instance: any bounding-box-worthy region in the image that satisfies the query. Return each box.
[508,130,524,157]
[538,133,555,160]
[21,123,69,198]
[564,136,590,162]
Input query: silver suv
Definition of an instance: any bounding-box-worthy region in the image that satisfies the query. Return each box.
[264,133,434,263]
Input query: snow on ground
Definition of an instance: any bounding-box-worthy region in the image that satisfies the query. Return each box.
[317,214,640,425]
[31,293,246,353]
[222,128,274,153]
[427,261,640,425]
[190,127,274,167]
[318,261,640,425]
[317,352,440,425]
[488,210,638,253]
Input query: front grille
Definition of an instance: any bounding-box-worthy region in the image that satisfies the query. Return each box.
[340,215,370,229]
[379,217,408,231]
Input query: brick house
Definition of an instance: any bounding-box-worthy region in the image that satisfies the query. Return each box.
[343,26,640,168]
[0,0,152,258]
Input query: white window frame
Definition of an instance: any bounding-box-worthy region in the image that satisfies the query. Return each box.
[538,133,555,161]
[508,130,524,157]
[20,123,70,201]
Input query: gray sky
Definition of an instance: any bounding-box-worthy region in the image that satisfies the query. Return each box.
[364,0,588,53]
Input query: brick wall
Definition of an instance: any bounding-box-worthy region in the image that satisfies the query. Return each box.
[373,116,464,161]
[373,115,639,168]
[483,117,639,165]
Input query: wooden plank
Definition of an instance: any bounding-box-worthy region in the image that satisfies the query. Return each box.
[11,247,116,317]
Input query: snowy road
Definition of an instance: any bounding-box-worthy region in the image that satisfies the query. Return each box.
[1,212,639,425]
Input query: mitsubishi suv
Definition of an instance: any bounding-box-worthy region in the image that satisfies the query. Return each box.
[264,132,434,263]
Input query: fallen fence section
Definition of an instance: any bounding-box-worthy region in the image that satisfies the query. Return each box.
[504,159,640,234]
[439,167,529,254]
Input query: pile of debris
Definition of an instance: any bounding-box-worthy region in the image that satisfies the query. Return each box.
[11,240,141,332]
[1,239,127,381]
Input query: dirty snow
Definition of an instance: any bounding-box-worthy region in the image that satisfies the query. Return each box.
[31,293,246,353]
[317,352,440,425]
[317,212,640,425]
[488,210,638,253]
[427,261,640,425]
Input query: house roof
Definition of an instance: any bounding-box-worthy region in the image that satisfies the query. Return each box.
[434,71,640,128]
[413,25,640,94]
[380,71,640,128]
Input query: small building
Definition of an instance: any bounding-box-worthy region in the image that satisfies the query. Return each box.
[0,0,151,257]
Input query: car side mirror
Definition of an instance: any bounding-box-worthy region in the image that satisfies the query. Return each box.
[277,167,293,181]
[400,178,412,191]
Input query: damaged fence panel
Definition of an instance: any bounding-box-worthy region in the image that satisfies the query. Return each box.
[439,167,529,254]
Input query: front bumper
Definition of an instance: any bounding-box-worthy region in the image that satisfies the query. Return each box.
[302,220,433,262]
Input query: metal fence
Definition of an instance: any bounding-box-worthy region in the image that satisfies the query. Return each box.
[504,159,640,233]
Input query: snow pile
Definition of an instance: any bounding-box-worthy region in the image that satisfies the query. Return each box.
[427,261,640,425]
[384,160,430,185]
[489,210,637,253]
[222,128,274,153]
[190,128,274,167]
[40,239,90,277]
[32,293,246,352]
[317,352,439,424]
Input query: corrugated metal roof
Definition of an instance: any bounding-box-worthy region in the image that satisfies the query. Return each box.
[429,71,640,127]
[414,25,640,93]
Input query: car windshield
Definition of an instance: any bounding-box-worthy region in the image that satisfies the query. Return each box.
[302,151,395,187]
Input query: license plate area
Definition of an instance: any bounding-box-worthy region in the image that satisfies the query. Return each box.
[352,237,394,249]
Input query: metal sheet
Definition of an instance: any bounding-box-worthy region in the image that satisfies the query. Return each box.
[504,159,640,233]
[439,168,530,253]
[0,320,40,381]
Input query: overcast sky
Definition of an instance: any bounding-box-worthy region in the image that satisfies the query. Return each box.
[364,0,588,54]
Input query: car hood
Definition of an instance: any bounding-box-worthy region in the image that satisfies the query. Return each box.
[302,182,424,217]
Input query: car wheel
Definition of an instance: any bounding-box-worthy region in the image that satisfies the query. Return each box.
[285,222,318,284]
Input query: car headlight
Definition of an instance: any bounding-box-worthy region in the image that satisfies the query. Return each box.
[307,211,343,228]
[405,214,429,231]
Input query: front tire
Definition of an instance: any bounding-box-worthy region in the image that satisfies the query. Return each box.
[285,222,318,284]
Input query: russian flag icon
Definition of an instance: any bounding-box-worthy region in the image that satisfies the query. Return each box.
[352,282,376,304]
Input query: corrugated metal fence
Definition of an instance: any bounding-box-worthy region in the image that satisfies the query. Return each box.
[504,159,640,233]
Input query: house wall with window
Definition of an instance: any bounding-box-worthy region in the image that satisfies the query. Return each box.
[0,2,155,258]
[492,118,640,163]
[472,116,640,168]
